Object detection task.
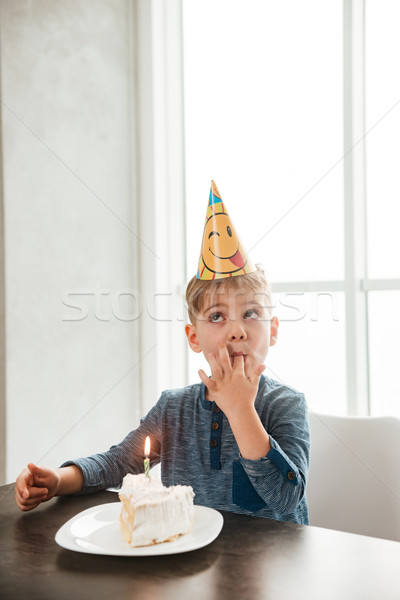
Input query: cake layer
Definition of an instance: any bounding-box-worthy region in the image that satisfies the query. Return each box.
[119,474,195,547]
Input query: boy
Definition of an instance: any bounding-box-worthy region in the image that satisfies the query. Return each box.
[15,182,310,525]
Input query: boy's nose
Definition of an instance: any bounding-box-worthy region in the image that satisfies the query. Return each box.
[228,321,247,341]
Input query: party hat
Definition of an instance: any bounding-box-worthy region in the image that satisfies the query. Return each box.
[196,181,256,280]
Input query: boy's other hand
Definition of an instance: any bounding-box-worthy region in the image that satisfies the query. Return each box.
[15,463,60,512]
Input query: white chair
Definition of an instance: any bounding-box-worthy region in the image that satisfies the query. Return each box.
[307,411,400,541]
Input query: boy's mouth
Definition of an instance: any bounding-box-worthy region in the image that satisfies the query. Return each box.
[230,352,247,366]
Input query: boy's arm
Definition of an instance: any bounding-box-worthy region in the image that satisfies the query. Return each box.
[198,341,270,459]
[200,344,309,516]
[237,393,310,516]
[225,404,271,460]
[16,394,167,512]
[55,464,84,494]
[15,463,83,512]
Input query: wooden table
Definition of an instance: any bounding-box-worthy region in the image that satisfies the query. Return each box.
[1,483,399,600]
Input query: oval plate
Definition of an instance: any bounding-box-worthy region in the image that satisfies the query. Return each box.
[55,503,223,556]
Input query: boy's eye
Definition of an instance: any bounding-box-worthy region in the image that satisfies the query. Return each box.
[209,312,224,323]
[244,309,260,319]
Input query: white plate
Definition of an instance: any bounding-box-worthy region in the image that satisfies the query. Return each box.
[55,502,223,556]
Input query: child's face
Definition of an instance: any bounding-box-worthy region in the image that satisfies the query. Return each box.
[185,284,279,378]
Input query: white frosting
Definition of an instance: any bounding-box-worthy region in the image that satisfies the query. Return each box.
[119,474,195,547]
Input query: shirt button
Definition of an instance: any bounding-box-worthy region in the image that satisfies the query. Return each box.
[213,405,221,414]
[287,471,296,481]
[210,439,218,448]
[211,421,220,431]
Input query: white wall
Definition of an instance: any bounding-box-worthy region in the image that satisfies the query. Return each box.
[0,0,142,483]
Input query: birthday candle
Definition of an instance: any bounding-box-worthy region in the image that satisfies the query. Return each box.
[144,436,150,478]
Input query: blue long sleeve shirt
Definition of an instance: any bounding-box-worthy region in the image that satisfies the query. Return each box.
[62,375,310,525]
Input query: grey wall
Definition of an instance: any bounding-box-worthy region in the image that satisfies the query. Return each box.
[0,79,5,484]
[0,0,141,483]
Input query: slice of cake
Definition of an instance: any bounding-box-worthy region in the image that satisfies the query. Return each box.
[119,474,195,547]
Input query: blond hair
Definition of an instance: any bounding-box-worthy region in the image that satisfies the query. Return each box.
[185,266,272,324]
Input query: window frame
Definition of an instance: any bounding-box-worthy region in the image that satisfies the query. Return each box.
[272,1,400,415]
[139,0,400,416]
[135,0,188,414]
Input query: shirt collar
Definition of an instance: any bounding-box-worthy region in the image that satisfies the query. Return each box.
[200,382,212,410]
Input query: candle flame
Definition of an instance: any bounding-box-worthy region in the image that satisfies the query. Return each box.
[144,436,150,457]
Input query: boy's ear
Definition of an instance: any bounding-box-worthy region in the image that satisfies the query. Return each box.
[270,316,279,347]
[185,323,202,353]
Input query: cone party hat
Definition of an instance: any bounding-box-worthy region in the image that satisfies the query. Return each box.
[196,181,256,280]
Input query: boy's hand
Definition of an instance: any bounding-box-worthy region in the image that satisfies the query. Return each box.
[198,340,265,418]
[15,463,60,512]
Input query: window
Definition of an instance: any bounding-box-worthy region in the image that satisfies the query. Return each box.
[364,0,400,416]
[182,0,400,416]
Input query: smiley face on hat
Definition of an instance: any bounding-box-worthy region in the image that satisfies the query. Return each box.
[196,181,255,280]
[202,211,246,275]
